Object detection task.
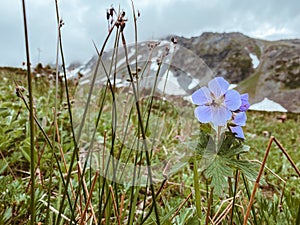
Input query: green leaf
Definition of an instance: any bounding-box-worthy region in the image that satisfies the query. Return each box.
[218,133,236,156]
[19,138,32,163]
[195,130,210,156]
[160,198,189,225]
[186,216,201,225]
[204,156,233,195]
[0,108,10,117]
[223,144,250,158]
[20,148,30,163]
[0,160,8,174]
[231,159,260,182]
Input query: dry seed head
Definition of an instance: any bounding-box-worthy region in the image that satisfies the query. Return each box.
[120,21,126,32]
[109,7,114,17]
[171,36,177,44]
[116,11,127,32]
[147,41,161,51]
[165,46,170,56]
[156,56,162,65]
[106,10,110,20]
[15,85,27,98]
[59,19,64,27]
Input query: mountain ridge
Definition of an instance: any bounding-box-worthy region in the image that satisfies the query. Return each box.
[67,32,300,112]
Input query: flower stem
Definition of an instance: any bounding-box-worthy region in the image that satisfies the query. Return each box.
[193,158,202,223]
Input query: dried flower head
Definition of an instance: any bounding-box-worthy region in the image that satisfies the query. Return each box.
[116,10,127,32]
[171,37,177,44]
[15,85,27,98]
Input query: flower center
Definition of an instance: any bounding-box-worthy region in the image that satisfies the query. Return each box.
[210,95,224,107]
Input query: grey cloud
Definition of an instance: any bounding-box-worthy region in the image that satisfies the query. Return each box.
[1,0,299,67]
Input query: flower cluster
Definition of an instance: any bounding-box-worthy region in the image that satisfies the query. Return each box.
[191,77,250,139]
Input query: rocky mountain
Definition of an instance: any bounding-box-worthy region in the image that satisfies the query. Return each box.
[70,32,300,112]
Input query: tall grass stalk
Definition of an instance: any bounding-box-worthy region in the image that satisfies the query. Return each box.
[45,15,62,223]
[230,157,241,225]
[21,0,35,224]
[121,31,161,224]
[54,0,79,221]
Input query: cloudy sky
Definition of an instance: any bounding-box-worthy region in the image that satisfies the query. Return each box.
[1,0,299,67]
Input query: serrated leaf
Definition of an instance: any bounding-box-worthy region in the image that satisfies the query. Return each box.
[231,159,259,182]
[204,156,233,195]
[223,144,250,158]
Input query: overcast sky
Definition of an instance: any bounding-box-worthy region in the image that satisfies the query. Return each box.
[1,0,300,67]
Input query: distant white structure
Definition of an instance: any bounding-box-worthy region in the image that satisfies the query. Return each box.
[249,98,288,112]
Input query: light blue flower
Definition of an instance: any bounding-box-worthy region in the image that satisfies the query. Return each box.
[230,112,247,139]
[239,94,250,112]
[191,77,242,126]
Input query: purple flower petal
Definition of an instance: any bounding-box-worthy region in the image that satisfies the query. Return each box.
[208,77,229,98]
[239,93,250,112]
[191,87,212,105]
[230,126,245,139]
[233,112,247,126]
[194,105,212,123]
[224,89,241,111]
[211,106,232,126]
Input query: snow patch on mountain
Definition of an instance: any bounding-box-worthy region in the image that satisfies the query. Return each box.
[249,53,260,69]
[157,71,187,95]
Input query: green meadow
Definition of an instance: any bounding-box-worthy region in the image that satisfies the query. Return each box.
[0,65,299,224]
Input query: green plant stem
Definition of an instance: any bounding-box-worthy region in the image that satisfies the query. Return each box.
[53,0,80,223]
[46,21,61,223]
[230,169,239,225]
[21,1,35,224]
[131,0,139,95]
[54,0,76,143]
[241,174,258,225]
[193,158,202,223]
[205,187,213,225]
[296,201,300,225]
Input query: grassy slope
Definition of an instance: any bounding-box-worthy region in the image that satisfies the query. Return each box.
[0,67,299,224]
[236,70,261,100]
